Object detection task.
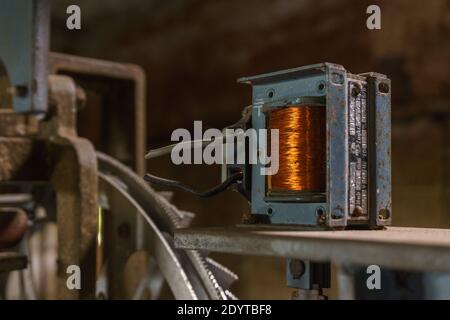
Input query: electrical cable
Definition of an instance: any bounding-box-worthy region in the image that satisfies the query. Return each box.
[145,138,213,159]
[145,133,241,160]
[143,172,243,198]
[144,105,252,160]
[144,107,251,197]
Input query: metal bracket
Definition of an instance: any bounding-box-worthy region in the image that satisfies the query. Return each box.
[0,0,49,113]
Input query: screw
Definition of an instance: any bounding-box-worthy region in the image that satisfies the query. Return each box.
[351,84,361,97]
[316,207,326,225]
[317,82,326,92]
[378,208,390,220]
[351,206,364,217]
[331,72,344,85]
[289,260,305,279]
[331,207,344,219]
[378,82,390,93]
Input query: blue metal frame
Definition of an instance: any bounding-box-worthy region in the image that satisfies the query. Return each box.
[363,72,392,226]
[0,0,49,113]
[238,63,391,228]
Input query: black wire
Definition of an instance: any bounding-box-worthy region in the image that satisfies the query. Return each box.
[143,172,243,198]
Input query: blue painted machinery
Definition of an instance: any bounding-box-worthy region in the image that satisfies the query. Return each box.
[226,63,391,230]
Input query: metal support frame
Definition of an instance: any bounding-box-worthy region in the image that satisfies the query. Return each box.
[48,53,148,299]
[48,53,147,176]
[287,259,330,299]
[0,75,98,299]
[175,226,450,299]
[175,226,450,273]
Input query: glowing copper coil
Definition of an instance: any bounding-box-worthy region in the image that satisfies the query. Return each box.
[267,105,326,195]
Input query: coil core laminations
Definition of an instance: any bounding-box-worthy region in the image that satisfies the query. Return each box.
[267,105,326,196]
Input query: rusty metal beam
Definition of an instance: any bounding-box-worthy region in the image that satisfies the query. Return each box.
[49,52,146,176]
[45,75,98,299]
[0,252,27,273]
[175,226,450,273]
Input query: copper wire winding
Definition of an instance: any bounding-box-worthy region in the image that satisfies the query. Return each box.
[268,106,326,194]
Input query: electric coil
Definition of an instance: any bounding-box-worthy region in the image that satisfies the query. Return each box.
[267,105,326,196]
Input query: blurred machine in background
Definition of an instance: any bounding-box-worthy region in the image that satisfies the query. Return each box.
[0,0,236,300]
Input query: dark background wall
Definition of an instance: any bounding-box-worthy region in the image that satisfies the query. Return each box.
[50,0,450,299]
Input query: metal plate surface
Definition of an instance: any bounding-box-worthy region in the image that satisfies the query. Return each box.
[175,226,450,273]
